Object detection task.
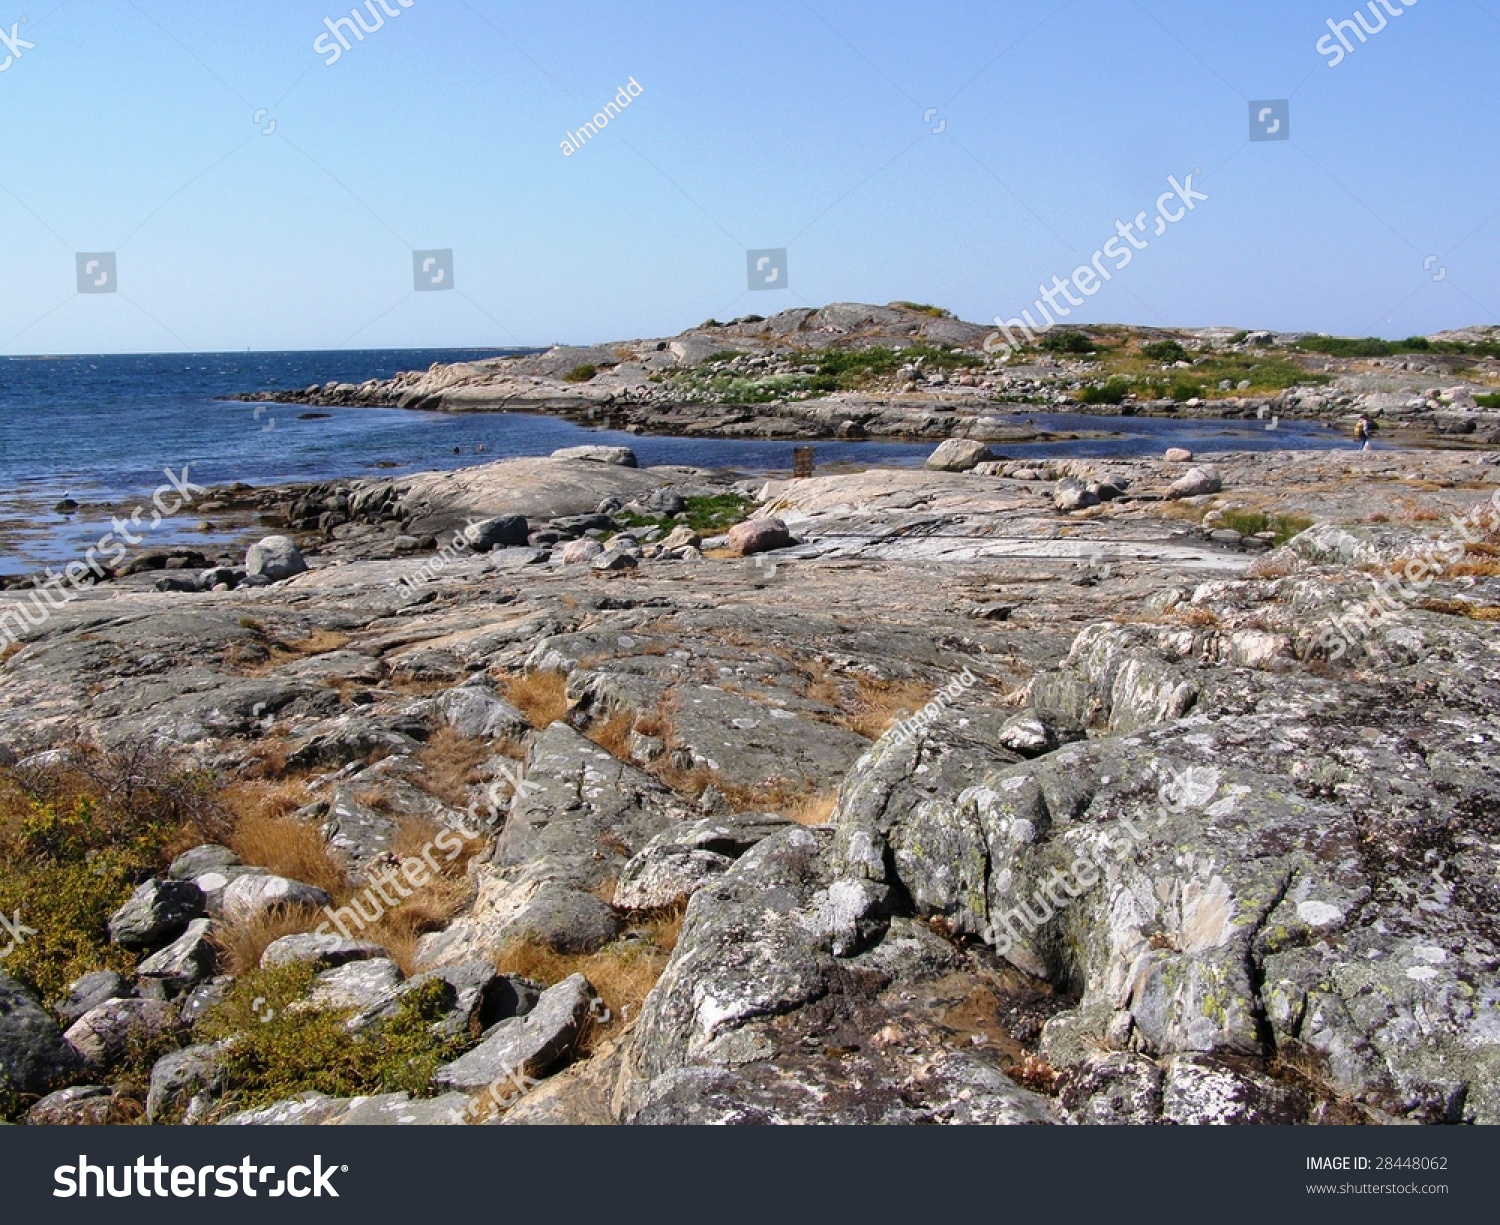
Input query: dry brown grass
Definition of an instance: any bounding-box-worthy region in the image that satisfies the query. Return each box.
[1169,606,1222,629]
[492,904,684,1041]
[213,904,326,976]
[414,726,491,808]
[786,790,838,827]
[1247,552,1299,580]
[1418,598,1500,622]
[585,709,637,760]
[501,670,569,728]
[223,782,348,896]
[838,675,933,739]
[0,642,23,665]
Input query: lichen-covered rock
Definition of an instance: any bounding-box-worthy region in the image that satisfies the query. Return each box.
[107,879,204,950]
[0,974,82,1096]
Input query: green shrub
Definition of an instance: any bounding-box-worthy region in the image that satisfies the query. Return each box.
[562,365,598,384]
[1142,340,1188,364]
[1076,379,1132,405]
[0,744,226,1001]
[616,493,757,535]
[1216,510,1313,545]
[1041,331,1096,355]
[1475,392,1500,409]
[1170,380,1204,402]
[199,967,468,1114]
[889,301,952,318]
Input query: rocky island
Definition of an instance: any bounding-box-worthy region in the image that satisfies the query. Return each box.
[3,303,1499,1127]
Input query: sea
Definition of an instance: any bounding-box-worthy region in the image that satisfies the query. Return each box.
[0,349,1351,576]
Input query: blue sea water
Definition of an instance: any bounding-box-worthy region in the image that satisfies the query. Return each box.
[0,349,1350,575]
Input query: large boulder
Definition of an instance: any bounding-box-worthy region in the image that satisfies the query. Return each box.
[925,438,993,472]
[466,515,530,552]
[245,535,308,581]
[1053,477,1099,513]
[551,446,638,468]
[726,517,792,557]
[0,974,81,1096]
[107,879,204,950]
[147,1044,223,1124]
[1167,467,1222,499]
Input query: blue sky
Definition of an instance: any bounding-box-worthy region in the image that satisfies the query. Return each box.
[1,0,1496,353]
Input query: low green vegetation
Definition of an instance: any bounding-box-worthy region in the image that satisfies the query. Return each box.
[1475,392,1500,409]
[1141,339,1189,364]
[197,967,467,1117]
[1075,378,1131,405]
[562,364,598,384]
[889,301,952,318]
[617,492,757,535]
[1040,331,1099,356]
[1216,509,1314,545]
[1295,335,1500,361]
[666,343,981,403]
[0,747,222,1002]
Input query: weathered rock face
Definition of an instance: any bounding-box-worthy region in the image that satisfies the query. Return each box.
[619,826,1058,1124]
[926,438,993,472]
[419,724,690,963]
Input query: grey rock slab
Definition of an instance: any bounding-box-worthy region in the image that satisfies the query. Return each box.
[25,1085,134,1126]
[433,973,594,1091]
[300,959,405,1014]
[259,932,389,971]
[147,1044,224,1124]
[137,918,217,995]
[56,971,135,1025]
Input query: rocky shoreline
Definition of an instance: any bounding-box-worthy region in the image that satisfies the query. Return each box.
[235,303,1500,447]
[3,432,1499,1126]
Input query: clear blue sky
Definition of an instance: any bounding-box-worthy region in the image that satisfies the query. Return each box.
[2,0,1496,354]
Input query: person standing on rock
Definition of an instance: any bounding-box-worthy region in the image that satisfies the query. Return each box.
[1354,414,1375,449]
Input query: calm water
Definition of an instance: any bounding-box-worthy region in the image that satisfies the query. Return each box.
[0,350,1348,574]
